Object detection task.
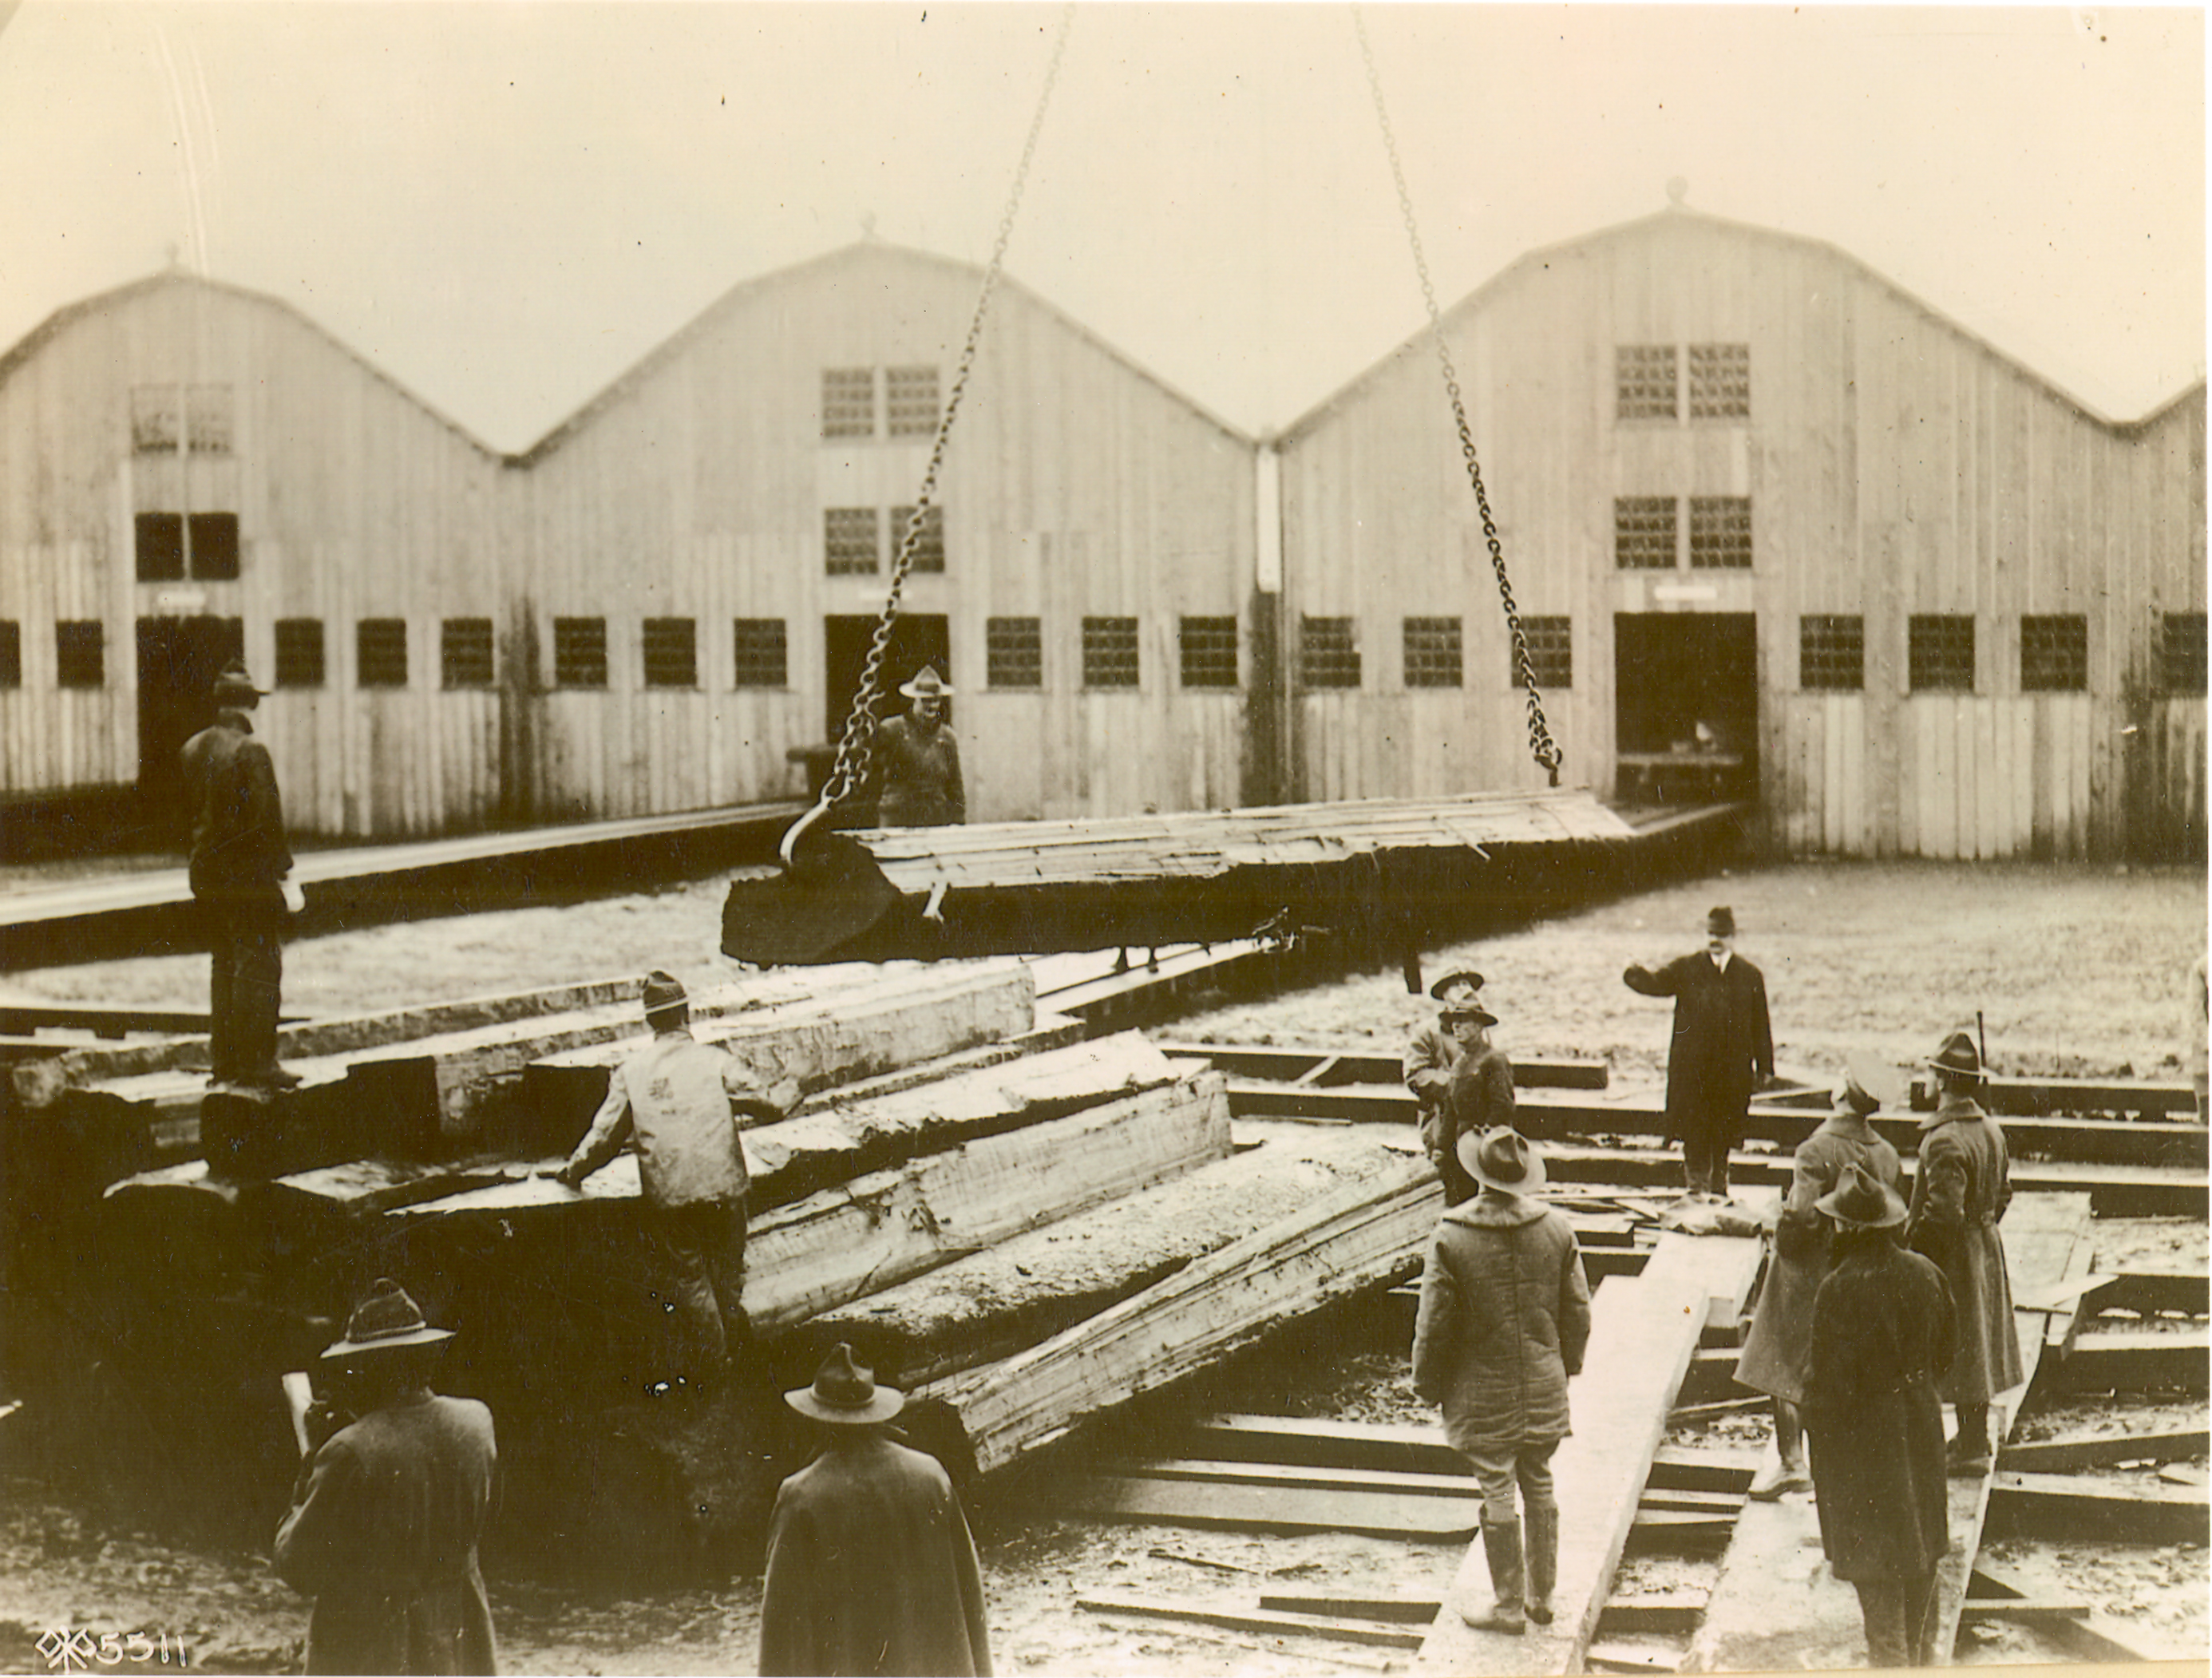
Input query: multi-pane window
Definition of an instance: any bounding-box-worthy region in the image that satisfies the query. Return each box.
[821,368,875,439]
[0,620,19,687]
[1688,344,1751,419]
[1179,616,1239,688]
[1403,616,1462,688]
[888,505,946,573]
[1616,346,1678,421]
[442,618,495,688]
[187,513,239,580]
[643,618,698,688]
[134,512,239,581]
[987,617,1043,689]
[825,508,880,576]
[275,618,326,688]
[1518,616,1573,690]
[2020,615,2087,692]
[2163,612,2208,695]
[1800,615,1865,691]
[731,619,788,688]
[357,619,409,688]
[1300,616,1361,689]
[1688,497,1753,569]
[885,366,941,438]
[554,617,608,688]
[1615,497,1677,569]
[1909,615,1976,691]
[55,621,103,689]
[130,383,233,453]
[1082,616,1141,688]
[135,513,184,582]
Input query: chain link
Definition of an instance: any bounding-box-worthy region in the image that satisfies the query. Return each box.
[815,6,1076,817]
[1353,9,1562,786]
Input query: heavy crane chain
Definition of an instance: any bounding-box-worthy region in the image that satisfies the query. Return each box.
[815,5,1077,819]
[1353,8,1564,787]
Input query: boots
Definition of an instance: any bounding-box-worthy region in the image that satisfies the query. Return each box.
[1751,1401,1811,1499]
[1947,1403,1992,1477]
[1523,1502,1558,1626]
[1460,1517,1527,1634]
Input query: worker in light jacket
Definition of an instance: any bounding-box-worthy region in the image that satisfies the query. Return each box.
[1403,972,1515,1205]
[1623,904,1775,1198]
[874,666,965,826]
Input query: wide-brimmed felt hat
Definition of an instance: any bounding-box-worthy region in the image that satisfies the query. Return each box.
[1428,969,1485,1003]
[785,1342,905,1425]
[320,1277,453,1363]
[1457,1127,1545,1195]
[643,970,687,1015]
[1925,1029,1984,1082]
[1706,906,1737,937]
[1814,1162,1907,1229]
[899,666,952,702]
[1442,999,1498,1028]
[212,659,267,703]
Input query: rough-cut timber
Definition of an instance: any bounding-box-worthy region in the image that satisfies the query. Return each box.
[1984,1471,2210,1544]
[1074,1477,1479,1542]
[1075,1597,1429,1651]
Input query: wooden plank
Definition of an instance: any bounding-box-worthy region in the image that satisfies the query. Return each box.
[1984,1470,2209,1544]
[1073,1475,1478,1542]
[2085,1269,2211,1315]
[2054,1330,2210,1394]
[1957,1600,2090,1625]
[1999,1427,2210,1471]
[1154,1040,1609,1090]
[1257,1593,1438,1625]
[1099,1456,1485,1500]
[1074,1595,1427,1651]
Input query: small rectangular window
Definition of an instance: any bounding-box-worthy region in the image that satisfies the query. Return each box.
[643,617,698,687]
[987,617,1043,689]
[187,512,239,580]
[441,618,494,688]
[186,384,234,454]
[2020,614,2087,692]
[1300,616,1361,690]
[55,620,104,689]
[554,617,608,688]
[275,618,326,688]
[821,368,875,439]
[732,619,789,688]
[885,366,941,438]
[1615,497,1677,569]
[1799,615,1864,691]
[357,618,409,688]
[1519,616,1573,691]
[889,505,946,574]
[135,513,185,582]
[1688,344,1751,420]
[1616,345,1678,421]
[1688,497,1753,569]
[0,620,19,688]
[2162,612,2208,695]
[825,507,880,576]
[1082,616,1141,689]
[1179,615,1239,688]
[130,386,180,453]
[1403,616,1462,689]
[1909,615,1976,692]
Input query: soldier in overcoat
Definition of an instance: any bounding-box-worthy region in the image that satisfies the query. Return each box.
[1622,905,1774,1197]
[1402,972,1515,1205]
[874,666,965,827]
[1905,1028,2022,1475]
[1802,1165,1957,1669]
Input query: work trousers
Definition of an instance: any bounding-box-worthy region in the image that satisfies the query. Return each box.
[1681,1125,1733,1194]
[1851,1569,1940,1668]
[1458,1437,1561,1534]
[200,888,286,1082]
[647,1197,751,1382]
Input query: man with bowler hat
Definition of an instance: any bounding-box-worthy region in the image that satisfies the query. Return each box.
[1803,1165,1957,1668]
[760,1344,993,1676]
[875,665,965,826]
[275,1278,499,1675]
[1403,972,1515,1205]
[1624,905,1774,1198]
[180,658,299,1093]
[1413,1129,1591,1636]
[1905,1027,2022,1475]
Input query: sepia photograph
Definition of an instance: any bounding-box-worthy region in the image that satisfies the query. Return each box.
[0,2,2203,1673]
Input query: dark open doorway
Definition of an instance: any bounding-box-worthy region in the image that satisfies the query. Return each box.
[1613,613,1758,802]
[137,615,245,836]
[821,614,951,819]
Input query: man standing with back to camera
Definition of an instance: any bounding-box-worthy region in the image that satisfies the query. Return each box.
[1623,905,1774,1198]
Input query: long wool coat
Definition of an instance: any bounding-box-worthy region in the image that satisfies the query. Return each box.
[1622,953,1774,1146]
[1803,1237,1957,1582]
[273,1393,499,1676]
[1906,1095,2024,1403]
[1735,1116,1905,1404]
[760,1433,993,1677]
[1404,1025,1517,1203]
[180,710,293,895]
[1411,1193,1593,1457]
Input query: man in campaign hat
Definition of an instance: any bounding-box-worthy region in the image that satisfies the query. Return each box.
[1403,972,1515,1205]
[180,658,299,1094]
[275,1279,499,1674]
[875,664,966,826]
[759,1344,992,1676]
[547,971,799,1395]
[1905,1027,2021,1475]
[1624,905,1775,1198]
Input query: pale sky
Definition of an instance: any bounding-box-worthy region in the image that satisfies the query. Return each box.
[0,2,2201,453]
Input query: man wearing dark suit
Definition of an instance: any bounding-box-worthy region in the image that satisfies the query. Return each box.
[1623,905,1774,1198]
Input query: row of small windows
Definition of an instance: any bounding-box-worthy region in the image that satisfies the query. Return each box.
[821,366,941,441]
[1616,344,1751,422]
[1616,497,1754,569]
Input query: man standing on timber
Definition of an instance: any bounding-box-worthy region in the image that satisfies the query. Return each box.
[1403,972,1515,1205]
[1623,905,1774,1198]
[1905,1028,2022,1476]
[760,1344,993,1676]
[1413,1129,1592,1636]
[275,1278,499,1675]
[180,659,299,1093]
[875,665,965,826]
[545,971,797,1395]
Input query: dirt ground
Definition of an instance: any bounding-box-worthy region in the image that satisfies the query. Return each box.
[0,856,2204,1674]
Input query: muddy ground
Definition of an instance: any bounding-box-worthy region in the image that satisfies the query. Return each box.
[0,857,2204,1673]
